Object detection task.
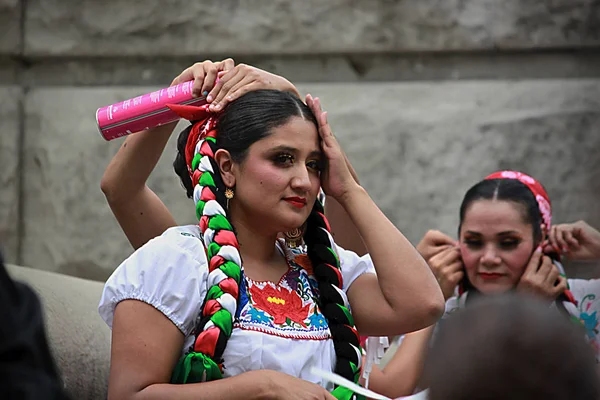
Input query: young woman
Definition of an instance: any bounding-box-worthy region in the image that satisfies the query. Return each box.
[98,62,444,400]
[368,171,600,398]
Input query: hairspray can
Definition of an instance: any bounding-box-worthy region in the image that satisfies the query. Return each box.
[95,80,206,141]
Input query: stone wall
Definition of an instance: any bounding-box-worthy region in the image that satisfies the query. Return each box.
[1,0,599,281]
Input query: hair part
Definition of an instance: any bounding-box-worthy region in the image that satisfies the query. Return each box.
[458,178,543,244]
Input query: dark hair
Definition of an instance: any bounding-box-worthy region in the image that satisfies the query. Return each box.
[458,178,543,244]
[174,90,316,198]
[170,90,362,390]
[425,294,599,400]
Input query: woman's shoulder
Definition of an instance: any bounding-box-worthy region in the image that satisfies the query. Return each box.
[99,224,209,335]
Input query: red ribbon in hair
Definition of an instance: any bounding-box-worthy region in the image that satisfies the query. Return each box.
[485,170,552,236]
[166,103,219,176]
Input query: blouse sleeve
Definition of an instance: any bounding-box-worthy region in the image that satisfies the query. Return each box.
[335,244,376,293]
[98,225,209,336]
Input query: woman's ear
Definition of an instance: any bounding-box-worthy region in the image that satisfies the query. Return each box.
[214,149,236,188]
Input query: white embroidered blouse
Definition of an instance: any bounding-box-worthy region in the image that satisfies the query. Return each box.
[98,225,375,390]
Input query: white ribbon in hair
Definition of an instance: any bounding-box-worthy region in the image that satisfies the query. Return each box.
[216,246,242,267]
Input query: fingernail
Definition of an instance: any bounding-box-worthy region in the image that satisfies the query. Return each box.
[202,91,209,97]
[562,247,569,253]
[535,246,543,253]
[226,95,232,101]
[207,95,213,102]
[192,91,199,98]
[214,104,221,110]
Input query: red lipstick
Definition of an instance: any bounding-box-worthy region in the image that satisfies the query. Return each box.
[284,197,307,209]
[479,272,504,281]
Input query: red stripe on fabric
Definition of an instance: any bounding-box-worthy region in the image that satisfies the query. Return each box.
[200,216,210,233]
[203,299,222,317]
[193,327,220,357]
[209,256,226,273]
[318,212,332,232]
[206,129,217,139]
[192,170,202,187]
[324,263,343,288]
[219,278,239,300]
[232,322,331,340]
[200,140,214,158]
[565,289,578,306]
[214,230,240,249]
[345,324,360,342]
[201,187,216,202]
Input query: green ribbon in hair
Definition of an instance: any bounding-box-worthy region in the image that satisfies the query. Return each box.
[171,352,223,384]
[220,261,241,283]
[199,172,216,188]
[208,215,233,231]
[331,386,366,400]
[191,153,202,172]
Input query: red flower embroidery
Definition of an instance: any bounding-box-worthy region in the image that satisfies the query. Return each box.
[250,284,310,327]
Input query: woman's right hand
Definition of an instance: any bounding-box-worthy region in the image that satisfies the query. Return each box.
[170,58,236,97]
[262,370,336,400]
[171,61,301,113]
[207,64,301,112]
[427,246,464,300]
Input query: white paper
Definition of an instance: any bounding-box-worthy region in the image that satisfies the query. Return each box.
[311,367,430,400]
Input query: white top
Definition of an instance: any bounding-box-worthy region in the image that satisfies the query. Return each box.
[98,225,375,390]
[444,277,600,361]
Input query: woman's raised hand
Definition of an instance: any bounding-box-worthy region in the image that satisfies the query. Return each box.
[305,94,360,203]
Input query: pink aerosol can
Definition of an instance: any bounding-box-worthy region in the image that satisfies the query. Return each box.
[95,80,206,141]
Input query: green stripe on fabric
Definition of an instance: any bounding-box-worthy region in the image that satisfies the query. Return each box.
[206,286,224,301]
[192,153,202,172]
[200,172,215,187]
[211,309,233,337]
[220,261,241,283]
[207,242,221,259]
[328,247,340,268]
[331,386,365,400]
[208,214,233,231]
[170,353,223,384]
[337,304,355,327]
[195,200,206,220]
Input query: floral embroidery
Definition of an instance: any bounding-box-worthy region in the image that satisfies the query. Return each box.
[234,249,331,340]
[250,284,310,327]
[308,312,328,329]
[578,294,599,340]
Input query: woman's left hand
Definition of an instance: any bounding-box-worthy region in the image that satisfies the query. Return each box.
[305,94,360,203]
[517,249,568,301]
[207,64,300,112]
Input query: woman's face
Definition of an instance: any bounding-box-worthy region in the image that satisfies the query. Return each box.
[230,116,322,235]
[459,199,536,294]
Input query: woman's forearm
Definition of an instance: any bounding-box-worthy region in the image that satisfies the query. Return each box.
[340,187,444,321]
[101,122,177,203]
[130,371,272,400]
[325,196,367,256]
[366,327,435,398]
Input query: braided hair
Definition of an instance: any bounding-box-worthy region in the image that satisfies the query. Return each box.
[170,90,363,398]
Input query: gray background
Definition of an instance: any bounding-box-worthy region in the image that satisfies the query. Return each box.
[1,0,599,281]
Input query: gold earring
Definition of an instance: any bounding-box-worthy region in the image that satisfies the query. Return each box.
[284,226,304,248]
[225,187,234,209]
